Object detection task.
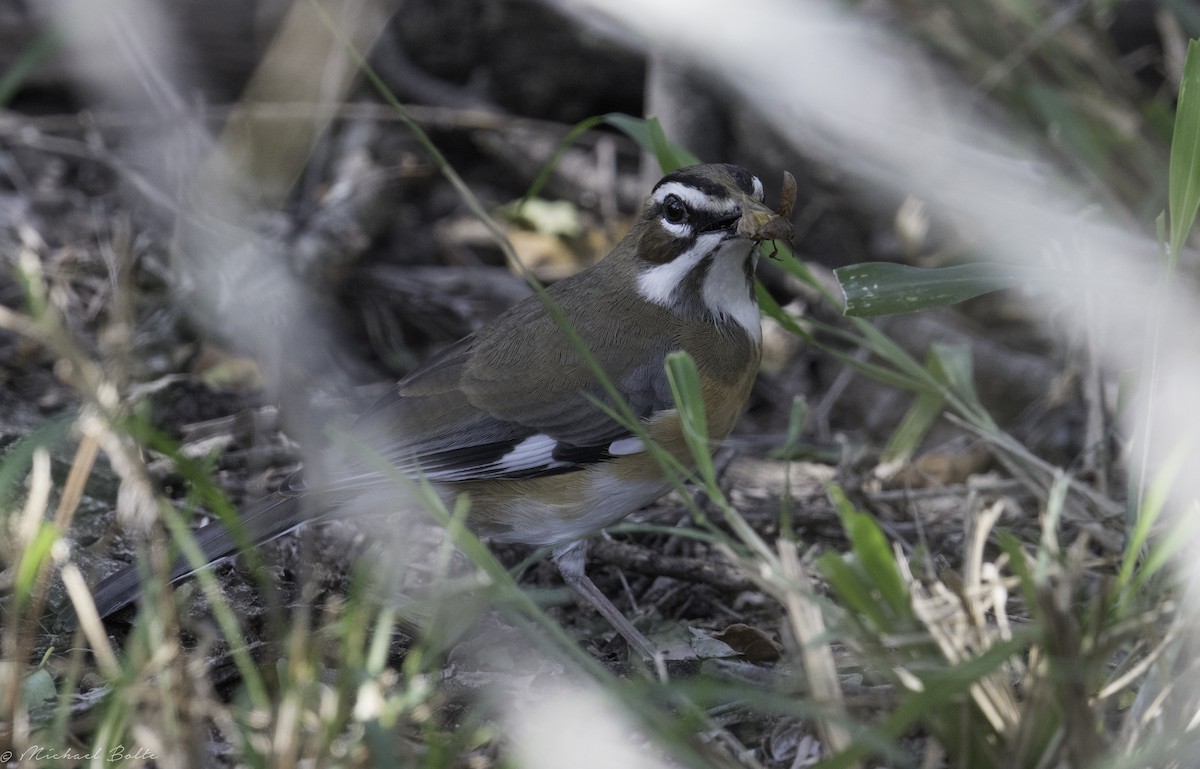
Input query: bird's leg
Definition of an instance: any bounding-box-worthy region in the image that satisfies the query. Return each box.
[551,540,657,658]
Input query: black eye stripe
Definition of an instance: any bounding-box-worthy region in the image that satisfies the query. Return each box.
[657,203,738,234]
[697,211,740,233]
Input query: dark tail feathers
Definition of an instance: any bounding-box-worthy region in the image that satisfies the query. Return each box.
[83,491,307,620]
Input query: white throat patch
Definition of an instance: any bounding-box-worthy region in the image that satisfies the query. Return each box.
[636,236,762,341]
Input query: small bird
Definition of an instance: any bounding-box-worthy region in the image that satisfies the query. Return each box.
[86,163,792,657]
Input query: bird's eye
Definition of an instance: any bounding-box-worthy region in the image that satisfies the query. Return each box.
[662,195,688,226]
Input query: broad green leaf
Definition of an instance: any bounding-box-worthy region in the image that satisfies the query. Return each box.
[604,113,700,171]
[835,262,1037,317]
[1169,39,1200,261]
[21,668,56,712]
[647,116,699,171]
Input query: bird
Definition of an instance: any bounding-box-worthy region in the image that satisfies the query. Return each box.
[84,163,793,658]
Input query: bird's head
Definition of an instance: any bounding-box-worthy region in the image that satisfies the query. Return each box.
[622,163,789,339]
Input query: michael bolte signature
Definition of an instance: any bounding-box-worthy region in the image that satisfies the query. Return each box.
[2,745,158,763]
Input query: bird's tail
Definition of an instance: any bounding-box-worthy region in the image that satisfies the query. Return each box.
[84,491,308,620]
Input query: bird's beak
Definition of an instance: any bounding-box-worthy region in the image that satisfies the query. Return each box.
[735,194,794,244]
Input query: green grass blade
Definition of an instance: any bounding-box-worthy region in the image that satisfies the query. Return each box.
[847,316,937,383]
[0,415,74,509]
[520,114,608,205]
[1117,446,1182,594]
[827,485,911,622]
[883,386,944,463]
[816,550,886,625]
[772,243,835,297]
[995,530,1038,609]
[1168,39,1200,262]
[930,342,993,425]
[664,350,715,489]
[14,523,58,613]
[835,262,1037,317]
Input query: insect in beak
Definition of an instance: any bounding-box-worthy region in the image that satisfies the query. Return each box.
[735,171,797,260]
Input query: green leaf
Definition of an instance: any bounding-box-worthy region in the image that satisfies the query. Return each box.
[782,394,809,453]
[928,343,974,396]
[603,113,700,171]
[1168,39,1200,262]
[755,285,815,343]
[1118,448,1200,608]
[834,262,1037,317]
[1026,84,1112,175]
[928,343,991,425]
[816,550,883,622]
[884,344,988,462]
[883,386,944,463]
[770,242,830,294]
[664,351,715,488]
[0,415,74,509]
[20,668,56,712]
[828,486,911,622]
[14,522,58,612]
[995,530,1038,608]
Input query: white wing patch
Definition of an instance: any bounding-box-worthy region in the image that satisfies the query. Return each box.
[417,433,570,481]
[418,431,645,482]
[495,434,560,473]
[607,437,645,456]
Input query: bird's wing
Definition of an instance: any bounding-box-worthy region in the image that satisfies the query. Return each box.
[352,290,678,482]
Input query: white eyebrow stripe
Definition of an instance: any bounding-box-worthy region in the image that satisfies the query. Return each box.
[635,231,725,305]
[651,181,741,215]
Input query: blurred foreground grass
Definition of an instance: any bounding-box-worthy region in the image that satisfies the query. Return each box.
[2,1,1200,767]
